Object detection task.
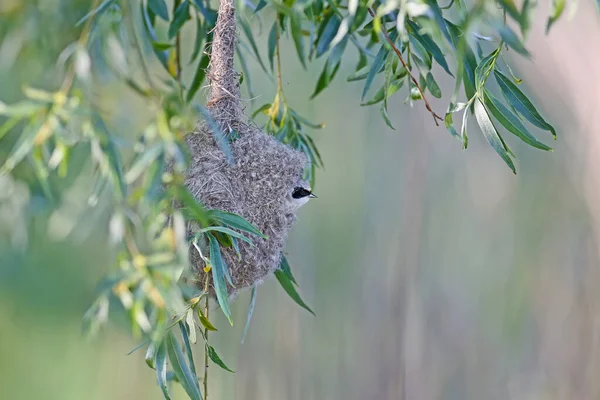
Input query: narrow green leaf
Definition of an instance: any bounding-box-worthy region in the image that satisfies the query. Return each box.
[274,269,315,315]
[168,1,191,39]
[194,105,234,163]
[173,184,210,227]
[310,36,347,98]
[355,50,368,71]
[461,105,469,149]
[197,308,218,331]
[312,12,332,57]
[146,342,158,369]
[279,255,297,285]
[445,102,468,145]
[445,20,477,105]
[522,0,536,39]
[297,137,317,168]
[444,111,460,140]
[289,109,325,129]
[494,70,556,137]
[155,341,171,400]
[424,0,453,46]
[0,100,44,117]
[304,135,324,166]
[178,321,197,375]
[255,0,268,12]
[290,11,307,68]
[31,151,54,202]
[166,332,202,400]
[207,346,235,373]
[350,5,368,32]
[497,0,523,26]
[208,234,233,325]
[125,143,163,184]
[347,69,369,82]
[474,99,516,173]
[143,151,163,201]
[0,116,20,142]
[381,103,395,130]
[361,35,394,100]
[252,103,272,118]
[361,79,404,106]
[239,18,269,74]
[311,63,332,99]
[241,287,257,343]
[326,35,348,75]
[426,73,442,98]
[214,230,235,248]
[231,237,242,260]
[142,3,168,68]
[148,0,170,21]
[184,310,197,345]
[189,17,204,64]
[191,0,216,24]
[484,90,552,151]
[201,226,254,245]
[152,41,175,51]
[95,131,125,198]
[1,121,39,173]
[186,52,210,103]
[474,48,501,93]
[316,15,341,57]
[76,0,116,26]
[209,235,234,286]
[209,210,266,238]
[268,22,277,71]
[126,340,151,356]
[498,25,530,56]
[406,20,453,76]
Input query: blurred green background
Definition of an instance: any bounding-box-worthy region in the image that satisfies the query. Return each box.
[2,1,600,399]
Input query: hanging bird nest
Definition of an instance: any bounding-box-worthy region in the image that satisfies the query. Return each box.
[184,0,309,298]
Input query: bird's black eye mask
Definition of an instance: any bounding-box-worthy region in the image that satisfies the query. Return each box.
[292,187,312,199]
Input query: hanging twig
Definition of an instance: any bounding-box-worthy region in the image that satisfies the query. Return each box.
[367,8,443,126]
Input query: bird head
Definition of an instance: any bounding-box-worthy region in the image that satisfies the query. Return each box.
[288,181,317,210]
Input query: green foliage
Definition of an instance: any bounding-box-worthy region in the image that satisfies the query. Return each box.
[0,0,585,398]
[275,257,315,315]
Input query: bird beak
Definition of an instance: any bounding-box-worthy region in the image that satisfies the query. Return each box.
[309,193,317,198]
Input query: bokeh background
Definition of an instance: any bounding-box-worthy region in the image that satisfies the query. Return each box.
[2,1,600,399]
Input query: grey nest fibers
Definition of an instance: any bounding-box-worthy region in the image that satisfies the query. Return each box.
[184,0,309,298]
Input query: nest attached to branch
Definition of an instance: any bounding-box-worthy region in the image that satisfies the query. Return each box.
[184,0,308,298]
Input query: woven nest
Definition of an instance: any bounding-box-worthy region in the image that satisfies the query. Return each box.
[184,0,309,298]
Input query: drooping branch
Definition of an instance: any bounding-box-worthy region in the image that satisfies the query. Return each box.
[367,8,443,126]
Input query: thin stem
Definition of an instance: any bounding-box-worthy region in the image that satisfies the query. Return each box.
[274,16,285,100]
[203,296,209,399]
[203,271,210,399]
[367,8,443,126]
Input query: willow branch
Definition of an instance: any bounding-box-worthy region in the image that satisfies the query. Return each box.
[368,8,443,126]
[203,272,210,399]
